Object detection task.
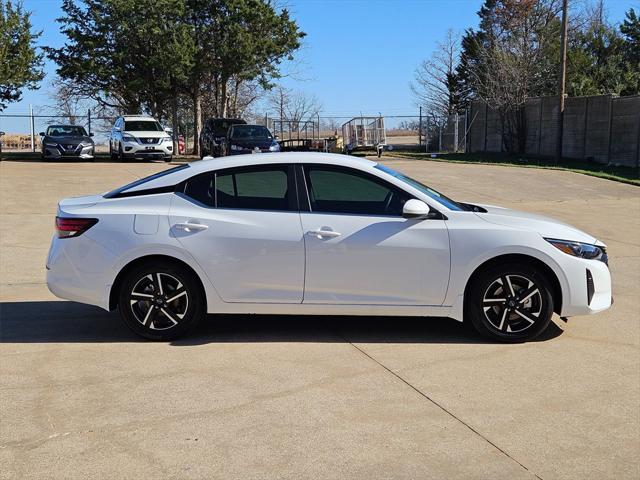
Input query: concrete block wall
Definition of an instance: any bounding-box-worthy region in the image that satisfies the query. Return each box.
[468,100,486,153]
[525,97,542,155]
[584,95,613,163]
[469,94,639,168]
[610,95,640,168]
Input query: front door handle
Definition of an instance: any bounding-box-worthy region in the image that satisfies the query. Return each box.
[174,222,208,232]
[307,229,341,239]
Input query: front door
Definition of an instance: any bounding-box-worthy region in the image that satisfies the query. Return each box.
[299,164,450,305]
[170,164,304,303]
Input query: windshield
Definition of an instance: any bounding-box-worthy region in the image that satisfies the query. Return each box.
[124,120,163,132]
[213,119,244,135]
[46,125,88,137]
[375,164,466,211]
[230,125,272,140]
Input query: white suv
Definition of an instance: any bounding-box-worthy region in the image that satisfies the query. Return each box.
[109,115,173,162]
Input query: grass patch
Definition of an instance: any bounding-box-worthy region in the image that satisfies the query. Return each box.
[386,152,639,186]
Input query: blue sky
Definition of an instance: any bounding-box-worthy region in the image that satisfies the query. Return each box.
[1,0,636,133]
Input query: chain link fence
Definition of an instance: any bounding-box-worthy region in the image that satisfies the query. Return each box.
[1,109,469,155]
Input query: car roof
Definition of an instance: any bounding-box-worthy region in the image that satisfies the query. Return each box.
[191,152,375,173]
[121,152,377,194]
[47,124,84,129]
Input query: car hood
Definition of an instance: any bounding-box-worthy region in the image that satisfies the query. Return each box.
[46,135,93,144]
[473,203,599,245]
[230,138,274,148]
[126,131,168,139]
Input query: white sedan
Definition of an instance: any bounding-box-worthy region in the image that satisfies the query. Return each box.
[46,153,612,342]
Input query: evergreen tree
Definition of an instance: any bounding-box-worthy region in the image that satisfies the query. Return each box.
[0,0,44,110]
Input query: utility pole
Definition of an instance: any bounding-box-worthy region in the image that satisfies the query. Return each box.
[556,0,569,162]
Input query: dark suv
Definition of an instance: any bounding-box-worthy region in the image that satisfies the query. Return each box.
[199,118,246,157]
[220,124,280,156]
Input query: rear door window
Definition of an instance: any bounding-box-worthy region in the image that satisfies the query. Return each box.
[183,165,294,211]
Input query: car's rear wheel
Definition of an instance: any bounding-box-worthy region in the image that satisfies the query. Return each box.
[466,263,554,343]
[118,262,204,340]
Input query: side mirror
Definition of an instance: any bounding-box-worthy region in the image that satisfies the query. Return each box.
[402,199,431,219]
[39,132,45,136]
[164,127,172,133]
[274,134,279,140]
[89,133,94,137]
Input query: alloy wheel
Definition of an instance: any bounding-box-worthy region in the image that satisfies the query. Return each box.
[481,274,543,334]
[129,273,189,331]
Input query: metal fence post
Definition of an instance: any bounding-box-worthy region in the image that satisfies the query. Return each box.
[88,109,92,134]
[453,112,459,153]
[29,104,35,152]
[419,106,422,147]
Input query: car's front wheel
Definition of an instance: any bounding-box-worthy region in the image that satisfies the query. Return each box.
[118,262,204,340]
[118,143,125,162]
[466,263,554,343]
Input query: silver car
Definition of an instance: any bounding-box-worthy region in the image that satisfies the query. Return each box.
[40,125,95,161]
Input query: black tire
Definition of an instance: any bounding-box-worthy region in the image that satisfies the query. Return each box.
[109,143,117,161]
[164,155,172,162]
[465,263,554,343]
[118,261,205,341]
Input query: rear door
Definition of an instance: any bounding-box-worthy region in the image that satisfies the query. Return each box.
[298,164,450,305]
[170,164,305,303]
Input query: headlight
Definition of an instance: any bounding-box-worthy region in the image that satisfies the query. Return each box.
[269,141,280,152]
[44,142,57,147]
[545,238,606,262]
[230,144,242,151]
[162,136,173,143]
[122,134,137,143]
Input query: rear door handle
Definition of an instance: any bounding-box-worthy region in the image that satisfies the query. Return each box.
[174,222,208,232]
[307,229,341,239]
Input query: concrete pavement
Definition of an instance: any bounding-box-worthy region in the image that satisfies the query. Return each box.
[1,157,638,479]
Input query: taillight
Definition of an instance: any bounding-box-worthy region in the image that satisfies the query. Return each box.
[55,217,98,238]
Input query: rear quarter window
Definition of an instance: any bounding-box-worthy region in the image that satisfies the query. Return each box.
[104,164,189,198]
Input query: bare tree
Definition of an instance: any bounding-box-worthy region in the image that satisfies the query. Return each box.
[469,0,563,152]
[411,29,463,117]
[45,77,90,125]
[321,117,341,135]
[43,77,118,134]
[201,76,264,120]
[268,86,321,135]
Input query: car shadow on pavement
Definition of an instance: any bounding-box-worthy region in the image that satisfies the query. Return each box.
[0,300,564,345]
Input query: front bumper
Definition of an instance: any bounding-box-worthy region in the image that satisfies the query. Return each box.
[43,144,94,159]
[228,148,274,155]
[559,256,612,317]
[123,141,173,160]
